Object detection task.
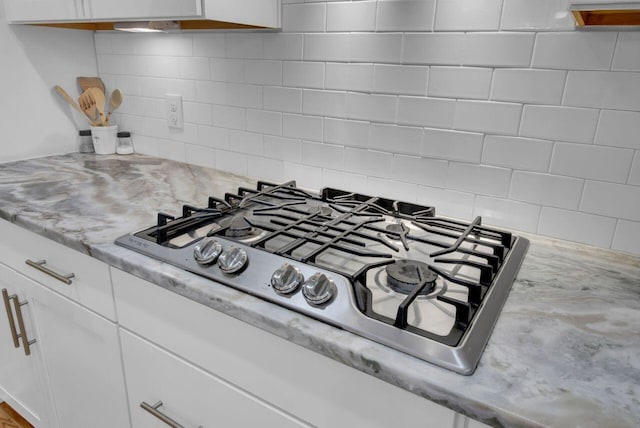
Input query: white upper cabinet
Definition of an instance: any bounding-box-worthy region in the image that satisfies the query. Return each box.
[89,0,202,21]
[4,0,281,28]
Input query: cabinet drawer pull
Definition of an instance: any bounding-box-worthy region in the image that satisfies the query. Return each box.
[25,259,75,285]
[2,288,20,348]
[141,401,195,428]
[11,295,36,356]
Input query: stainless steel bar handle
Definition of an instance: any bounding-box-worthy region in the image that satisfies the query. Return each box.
[11,295,35,356]
[25,259,75,285]
[2,288,20,348]
[140,401,186,428]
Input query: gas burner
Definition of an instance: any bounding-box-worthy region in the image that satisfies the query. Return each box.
[386,260,438,295]
[308,205,333,217]
[224,215,255,238]
[385,221,410,251]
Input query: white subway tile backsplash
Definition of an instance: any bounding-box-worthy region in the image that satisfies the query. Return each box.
[183,102,213,125]
[509,171,583,209]
[368,124,422,156]
[196,80,227,104]
[463,33,535,67]
[550,142,633,183]
[538,207,616,248]
[248,155,284,182]
[501,0,574,31]
[344,148,393,177]
[283,162,322,190]
[246,109,282,136]
[193,33,225,58]
[229,130,263,155]
[376,0,436,32]
[283,114,323,141]
[428,67,492,100]
[532,32,616,70]
[581,181,640,222]
[454,100,522,135]
[417,186,475,220]
[226,83,263,109]
[210,59,244,83]
[491,69,566,105]
[215,150,248,176]
[157,139,186,163]
[422,128,483,163]
[324,118,369,148]
[321,169,368,193]
[397,96,456,128]
[283,61,325,88]
[612,32,640,71]
[473,196,541,233]
[226,34,262,59]
[179,57,209,80]
[595,110,640,150]
[435,0,503,31]
[198,125,229,150]
[264,86,303,113]
[94,34,112,55]
[212,105,245,130]
[304,34,351,62]
[564,71,640,111]
[326,63,373,92]
[262,34,304,61]
[244,60,283,86]
[612,220,640,255]
[367,177,418,202]
[282,3,326,32]
[520,105,598,144]
[446,163,512,197]
[391,155,448,187]
[303,89,347,117]
[482,135,552,172]
[403,33,466,65]
[326,1,376,32]
[263,135,302,163]
[302,141,344,169]
[349,34,403,63]
[629,152,640,186]
[373,65,428,96]
[347,93,397,122]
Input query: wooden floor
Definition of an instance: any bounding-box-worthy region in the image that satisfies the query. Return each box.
[0,403,33,428]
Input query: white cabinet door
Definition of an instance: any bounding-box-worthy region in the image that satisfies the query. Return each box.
[3,0,82,22]
[26,278,130,428]
[89,0,201,21]
[121,329,310,428]
[0,264,56,428]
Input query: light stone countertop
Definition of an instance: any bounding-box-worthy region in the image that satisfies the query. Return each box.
[0,153,638,428]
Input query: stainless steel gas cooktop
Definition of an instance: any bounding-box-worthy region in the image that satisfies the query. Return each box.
[115,180,529,374]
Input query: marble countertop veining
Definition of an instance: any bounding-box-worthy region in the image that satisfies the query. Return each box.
[0,153,639,428]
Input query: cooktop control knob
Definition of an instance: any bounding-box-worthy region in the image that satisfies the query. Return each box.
[302,272,336,305]
[193,238,222,265]
[271,263,304,295]
[218,246,248,274]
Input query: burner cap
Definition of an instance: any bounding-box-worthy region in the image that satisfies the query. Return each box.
[385,260,438,295]
[308,205,333,217]
[225,216,254,238]
[385,222,409,237]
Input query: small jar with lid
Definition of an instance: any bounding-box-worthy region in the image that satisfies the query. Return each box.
[116,131,134,155]
[78,129,94,153]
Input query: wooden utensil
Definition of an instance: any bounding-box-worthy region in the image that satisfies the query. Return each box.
[54,85,99,126]
[105,89,123,125]
[77,77,105,95]
[86,87,107,125]
[78,89,98,124]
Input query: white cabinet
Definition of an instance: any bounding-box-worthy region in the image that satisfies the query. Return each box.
[4,0,86,22]
[0,265,56,428]
[89,0,202,21]
[121,330,309,428]
[112,267,458,428]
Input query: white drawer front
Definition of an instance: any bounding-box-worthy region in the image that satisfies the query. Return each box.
[0,220,115,320]
[112,267,457,428]
[121,329,310,428]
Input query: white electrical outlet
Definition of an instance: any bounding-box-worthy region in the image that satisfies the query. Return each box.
[165,94,183,129]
